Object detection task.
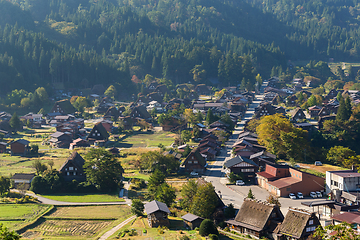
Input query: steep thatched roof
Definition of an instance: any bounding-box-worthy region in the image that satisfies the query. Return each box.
[279,208,316,239]
[234,199,282,232]
[59,151,85,172]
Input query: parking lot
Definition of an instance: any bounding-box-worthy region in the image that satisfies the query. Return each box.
[228,184,324,215]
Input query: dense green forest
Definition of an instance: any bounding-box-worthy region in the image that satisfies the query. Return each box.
[0,0,359,96]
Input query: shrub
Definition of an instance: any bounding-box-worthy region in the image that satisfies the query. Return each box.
[218,221,226,229]
[224,227,230,232]
[199,219,219,236]
[209,234,219,240]
[194,227,199,231]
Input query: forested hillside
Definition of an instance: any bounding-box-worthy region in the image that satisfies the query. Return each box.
[0,0,359,96]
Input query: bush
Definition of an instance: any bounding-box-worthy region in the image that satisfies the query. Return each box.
[131,199,144,216]
[199,219,219,236]
[218,221,226,229]
[194,227,199,231]
[209,234,219,240]
[224,227,230,232]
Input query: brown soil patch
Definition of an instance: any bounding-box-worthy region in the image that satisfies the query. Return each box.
[298,163,344,174]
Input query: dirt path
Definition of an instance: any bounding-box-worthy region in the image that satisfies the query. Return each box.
[98,215,136,240]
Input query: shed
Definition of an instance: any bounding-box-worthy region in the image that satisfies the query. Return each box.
[11,173,35,190]
[145,200,171,228]
[181,213,204,230]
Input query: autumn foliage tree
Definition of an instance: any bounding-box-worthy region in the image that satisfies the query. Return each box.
[256,114,309,161]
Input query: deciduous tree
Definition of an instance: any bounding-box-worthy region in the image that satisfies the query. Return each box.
[84,148,123,192]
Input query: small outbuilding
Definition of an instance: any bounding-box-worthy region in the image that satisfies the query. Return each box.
[10,139,30,156]
[145,200,171,228]
[181,213,204,230]
[11,173,35,190]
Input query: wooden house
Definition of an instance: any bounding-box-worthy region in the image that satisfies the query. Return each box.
[0,142,6,153]
[103,106,120,120]
[289,108,306,122]
[155,84,169,97]
[10,139,30,156]
[195,84,211,95]
[182,213,204,230]
[181,148,206,173]
[50,99,76,115]
[308,106,321,118]
[254,103,276,118]
[11,173,35,190]
[200,147,217,160]
[130,105,152,122]
[145,200,171,228]
[286,95,298,106]
[277,208,320,240]
[224,156,258,181]
[86,122,109,143]
[59,151,86,182]
[226,199,284,239]
[49,131,72,148]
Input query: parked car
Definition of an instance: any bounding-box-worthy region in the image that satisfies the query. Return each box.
[297,192,304,199]
[315,161,322,166]
[316,191,322,198]
[190,171,199,176]
[310,192,317,198]
[289,193,296,199]
[236,180,245,186]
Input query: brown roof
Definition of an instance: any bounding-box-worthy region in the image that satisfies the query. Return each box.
[234,199,280,231]
[59,151,85,172]
[279,208,316,238]
[256,171,277,180]
[268,177,301,189]
[332,212,360,224]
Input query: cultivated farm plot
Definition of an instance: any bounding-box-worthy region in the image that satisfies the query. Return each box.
[33,219,112,238]
[49,205,131,219]
[0,204,50,230]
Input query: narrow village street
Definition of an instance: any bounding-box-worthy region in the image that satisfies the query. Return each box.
[204,83,316,216]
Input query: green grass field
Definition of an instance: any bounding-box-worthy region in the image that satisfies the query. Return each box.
[113,131,176,148]
[0,204,50,229]
[40,193,125,203]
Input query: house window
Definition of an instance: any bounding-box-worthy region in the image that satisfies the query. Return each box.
[194,161,198,164]
[74,172,76,175]
[188,161,192,164]
[95,130,98,133]
[67,172,70,175]
[97,133,100,136]
[69,167,74,170]
[306,226,316,232]
[309,220,313,225]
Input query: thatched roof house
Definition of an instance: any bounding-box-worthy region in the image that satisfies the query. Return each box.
[277,208,320,239]
[226,198,284,239]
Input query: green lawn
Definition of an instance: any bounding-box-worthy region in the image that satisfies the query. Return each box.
[40,193,125,203]
[113,131,175,148]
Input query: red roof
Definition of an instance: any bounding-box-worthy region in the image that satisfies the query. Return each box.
[267,177,301,189]
[256,171,276,179]
[332,212,360,224]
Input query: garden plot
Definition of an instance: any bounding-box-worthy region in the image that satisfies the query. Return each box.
[35,219,112,237]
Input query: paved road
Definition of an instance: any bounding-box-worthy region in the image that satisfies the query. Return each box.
[98,215,136,240]
[203,83,316,215]
[204,92,264,209]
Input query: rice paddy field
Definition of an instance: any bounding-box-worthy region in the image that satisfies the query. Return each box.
[0,204,51,230]
[21,205,132,239]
